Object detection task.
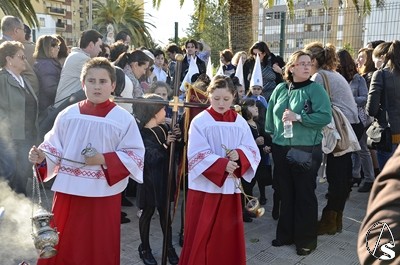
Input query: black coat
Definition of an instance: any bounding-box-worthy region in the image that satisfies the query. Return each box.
[136,125,176,208]
[180,55,207,82]
[243,53,285,96]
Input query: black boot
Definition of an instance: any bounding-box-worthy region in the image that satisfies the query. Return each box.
[167,247,179,265]
[178,231,184,247]
[138,244,157,265]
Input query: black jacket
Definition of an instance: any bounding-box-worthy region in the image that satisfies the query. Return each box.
[180,55,207,82]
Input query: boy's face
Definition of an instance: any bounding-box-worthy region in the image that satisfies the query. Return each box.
[251,86,262,96]
[83,68,115,104]
[154,54,164,67]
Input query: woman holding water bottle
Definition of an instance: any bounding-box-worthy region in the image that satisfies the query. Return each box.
[265,50,331,256]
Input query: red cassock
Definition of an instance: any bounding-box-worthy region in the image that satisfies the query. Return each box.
[37,100,142,265]
[179,108,258,265]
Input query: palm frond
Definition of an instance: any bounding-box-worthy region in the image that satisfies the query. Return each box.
[0,0,39,28]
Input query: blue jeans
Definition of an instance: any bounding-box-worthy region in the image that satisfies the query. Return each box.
[377,144,399,170]
[352,132,375,183]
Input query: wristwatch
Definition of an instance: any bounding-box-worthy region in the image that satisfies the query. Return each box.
[295,113,302,122]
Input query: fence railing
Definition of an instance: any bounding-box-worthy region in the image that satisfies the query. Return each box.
[258,3,400,60]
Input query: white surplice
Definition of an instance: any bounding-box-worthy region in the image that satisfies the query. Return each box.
[40,104,145,197]
[187,110,260,194]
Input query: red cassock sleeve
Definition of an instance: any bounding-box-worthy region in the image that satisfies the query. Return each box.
[202,158,230,187]
[233,149,251,178]
[202,149,251,187]
[35,163,47,182]
[102,152,130,186]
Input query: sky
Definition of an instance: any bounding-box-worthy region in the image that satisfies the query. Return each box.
[144,1,195,47]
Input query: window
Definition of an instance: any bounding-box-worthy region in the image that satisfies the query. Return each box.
[296,38,304,48]
[39,17,45,27]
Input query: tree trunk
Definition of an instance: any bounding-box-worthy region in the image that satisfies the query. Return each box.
[228,0,254,53]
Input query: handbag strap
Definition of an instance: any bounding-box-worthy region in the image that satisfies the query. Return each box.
[320,71,332,101]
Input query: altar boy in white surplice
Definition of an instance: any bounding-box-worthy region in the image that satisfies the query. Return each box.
[179,75,260,265]
[28,57,145,265]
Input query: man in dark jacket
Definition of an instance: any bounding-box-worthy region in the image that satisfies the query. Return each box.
[180,39,206,82]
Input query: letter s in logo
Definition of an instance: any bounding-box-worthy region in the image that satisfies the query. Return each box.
[366,221,396,261]
[380,242,396,260]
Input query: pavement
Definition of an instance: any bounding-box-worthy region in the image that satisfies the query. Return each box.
[2,178,370,265]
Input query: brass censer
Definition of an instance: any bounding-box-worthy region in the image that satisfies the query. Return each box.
[222,144,265,218]
[31,165,59,258]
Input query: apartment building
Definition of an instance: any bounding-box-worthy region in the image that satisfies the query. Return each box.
[254,0,400,59]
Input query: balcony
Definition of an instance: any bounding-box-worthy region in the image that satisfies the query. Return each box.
[48,7,66,16]
[56,20,66,31]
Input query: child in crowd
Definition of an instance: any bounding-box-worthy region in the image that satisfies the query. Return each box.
[240,98,272,222]
[149,81,173,125]
[178,75,260,265]
[28,57,145,265]
[133,94,181,265]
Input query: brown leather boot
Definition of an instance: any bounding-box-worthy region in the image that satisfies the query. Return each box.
[336,211,343,233]
[317,209,337,235]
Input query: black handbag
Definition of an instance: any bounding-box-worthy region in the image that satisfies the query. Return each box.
[286,148,312,173]
[285,132,317,173]
[366,70,393,152]
[366,121,392,152]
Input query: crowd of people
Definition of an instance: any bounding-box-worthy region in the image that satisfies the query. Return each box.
[1,14,400,265]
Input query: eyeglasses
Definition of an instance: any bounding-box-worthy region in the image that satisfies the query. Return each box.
[295,62,312,67]
[252,87,262,90]
[14,54,27,60]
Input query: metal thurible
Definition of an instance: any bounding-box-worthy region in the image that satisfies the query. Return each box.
[81,143,98,158]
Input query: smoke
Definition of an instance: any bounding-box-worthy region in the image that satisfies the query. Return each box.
[0,180,38,265]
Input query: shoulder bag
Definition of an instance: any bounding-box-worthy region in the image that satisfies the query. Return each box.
[320,72,352,153]
[366,70,392,152]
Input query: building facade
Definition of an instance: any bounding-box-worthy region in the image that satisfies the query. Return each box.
[256,0,400,59]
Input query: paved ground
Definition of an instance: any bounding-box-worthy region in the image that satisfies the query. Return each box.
[1,179,369,265]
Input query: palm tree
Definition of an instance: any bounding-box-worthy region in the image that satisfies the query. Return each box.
[93,0,155,48]
[0,0,39,27]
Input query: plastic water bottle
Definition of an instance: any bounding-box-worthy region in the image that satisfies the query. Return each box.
[283,120,293,138]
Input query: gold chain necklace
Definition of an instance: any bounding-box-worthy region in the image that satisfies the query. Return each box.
[148,126,167,148]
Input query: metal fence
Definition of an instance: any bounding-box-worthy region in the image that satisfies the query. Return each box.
[258,2,400,60]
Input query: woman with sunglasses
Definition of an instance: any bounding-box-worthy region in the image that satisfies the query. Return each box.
[0,40,39,195]
[33,35,62,121]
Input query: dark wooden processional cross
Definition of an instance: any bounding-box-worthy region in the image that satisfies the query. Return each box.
[112,54,209,265]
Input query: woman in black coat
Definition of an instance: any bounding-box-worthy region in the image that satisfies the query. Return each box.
[243,41,285,101]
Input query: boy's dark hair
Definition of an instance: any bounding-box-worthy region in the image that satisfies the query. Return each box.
[185,39,198,49]
[109,41,129,62]
[79,29,103,49]
[132,94,165,129]
[153,49,165,58]
[166,43,182,54]
[240,98,256,121]
[115,31,130,42]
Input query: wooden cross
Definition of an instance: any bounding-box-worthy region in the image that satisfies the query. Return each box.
[112,54,210,265]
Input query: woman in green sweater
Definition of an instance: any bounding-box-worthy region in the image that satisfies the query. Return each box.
[265,50,331,256]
